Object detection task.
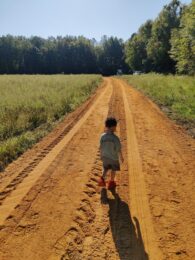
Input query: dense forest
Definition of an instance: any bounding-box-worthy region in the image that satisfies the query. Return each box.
[0,0,194,75]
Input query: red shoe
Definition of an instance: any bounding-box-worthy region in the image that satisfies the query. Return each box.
[107,180,116,190]
[98,177,106,187]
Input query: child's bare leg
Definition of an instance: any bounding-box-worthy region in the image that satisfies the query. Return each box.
[110,170,116,181]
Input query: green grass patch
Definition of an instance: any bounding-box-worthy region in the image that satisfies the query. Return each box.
[0,75,102,170]
[121,74,195,125]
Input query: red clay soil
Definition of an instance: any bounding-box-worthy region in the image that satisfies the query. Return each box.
[0,78,194,260]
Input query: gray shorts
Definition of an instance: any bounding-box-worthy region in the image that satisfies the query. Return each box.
[102,157,120,171]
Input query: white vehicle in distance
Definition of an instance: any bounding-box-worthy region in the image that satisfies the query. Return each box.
[117,69,123,75]
[133,71,142,75]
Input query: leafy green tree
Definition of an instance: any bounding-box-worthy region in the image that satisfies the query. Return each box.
[170,0,195,75]
[71,36,97,74]
[125,20,153,72]
[147,0,182,73]
[0,35,18,73]
[97,36,127,75]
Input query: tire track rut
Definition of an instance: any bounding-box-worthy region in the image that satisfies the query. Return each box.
[0,82,104,201]
[50,78,153,259]
[0,81,111,227]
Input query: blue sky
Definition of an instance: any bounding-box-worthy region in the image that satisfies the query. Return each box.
[0,0,192,41]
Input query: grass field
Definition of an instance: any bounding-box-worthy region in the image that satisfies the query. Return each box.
[0,75,102,170]
[121,74,195,131]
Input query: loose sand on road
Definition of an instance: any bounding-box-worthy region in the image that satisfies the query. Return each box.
[0,78,194,259]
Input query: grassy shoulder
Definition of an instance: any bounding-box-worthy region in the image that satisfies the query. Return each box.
[120,74,195,136]
[0,75,102,171]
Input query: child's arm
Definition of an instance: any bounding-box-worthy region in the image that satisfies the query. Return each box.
[99,135,103,159]
[119,150,124,163]
[116,137,124,163]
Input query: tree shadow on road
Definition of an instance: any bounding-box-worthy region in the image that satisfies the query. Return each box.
[101,188,149,260]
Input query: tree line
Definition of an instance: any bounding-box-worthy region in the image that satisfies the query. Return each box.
[126,0,195,75]
[0,0,194,75]
[0,35,127,75]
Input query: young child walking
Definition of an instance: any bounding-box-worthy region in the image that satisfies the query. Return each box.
[98,117,124,189]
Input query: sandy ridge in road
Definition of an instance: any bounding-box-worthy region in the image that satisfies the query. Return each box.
[0,79,112,259]
[0,81,106,194]
[121,78,195,259]
[119,79,163,259]
[0,80,111,226]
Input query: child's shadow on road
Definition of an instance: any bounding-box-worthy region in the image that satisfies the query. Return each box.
[101,188,149,260]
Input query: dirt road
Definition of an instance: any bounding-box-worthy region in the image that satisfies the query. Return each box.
[0,78,194,260]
